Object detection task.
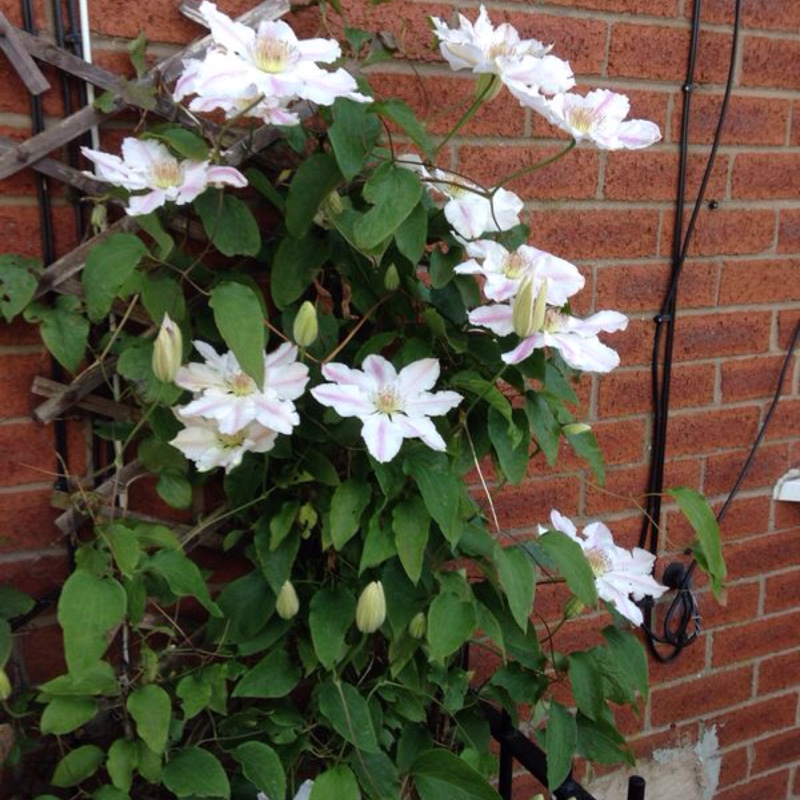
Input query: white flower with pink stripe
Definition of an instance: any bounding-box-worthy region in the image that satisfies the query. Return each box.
[311,355,462,463]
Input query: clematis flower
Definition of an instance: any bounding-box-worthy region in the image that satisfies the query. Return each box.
[400,155,523,240]
[81,138,247,216]
[173,1,368,122]
[175,341,309,436]
[455,239,585,303]
[542,510,667,626]
[170,414,278,473]
[430,5,574,99]
[258,780,314,800]
[310,355,463,463]
[516,88,662,151]
[469,301,628,372]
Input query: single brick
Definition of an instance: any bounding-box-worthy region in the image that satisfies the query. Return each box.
[672,311,772,360]
[732,153,800,200]
[741,36,800,91]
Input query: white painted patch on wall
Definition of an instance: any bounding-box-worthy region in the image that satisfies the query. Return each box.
[584,726,721,800]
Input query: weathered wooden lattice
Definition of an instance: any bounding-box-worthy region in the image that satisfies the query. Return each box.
[0,0,294,542]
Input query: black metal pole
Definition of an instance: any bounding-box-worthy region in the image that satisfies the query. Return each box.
[497,710,514,800]
[627,775,646,800]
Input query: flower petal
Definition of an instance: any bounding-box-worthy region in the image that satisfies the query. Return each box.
[311,383,374,418]
[361,414,404,463]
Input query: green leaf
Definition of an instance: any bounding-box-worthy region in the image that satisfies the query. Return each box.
[140,272,184,321]
[232,741,285,800]
[394,202,428,265]
[354,163,423,250]
[537,531,598,607]
[146,550,222,617]
[24,296,89,374]
[286,153,343,238]
[51,745,105,788]
[92,786,130,800]
[329,97,381,180]
[40,696,98,735]
[104,523,142,578]
[246,167,285,212]
[270,233,330,309]
[0,254,40,322]
[127,684,171,754]
[146,125,209,160]
[576,714,633,765]
[57,570,127,674]
[493,545,535,631]
[255,527,300,595]
[82,233,148,323]
[156,470,193,509]
[412,748,502,800]
[0,585,34,619]
[39,661,119,697]
[309,586,355,669]
[360,515,398,572]
[126,31,148,77]
[317,679,380,753]
[116,339,181,405]
[544,702,576,790]
[108,738,138,793]
[136,214,175,262]
[566,427,605,485]
[392,496,430,585]
[669,486,726,599]
[568,651,605,722]
[451,371,513,427]
[329,479,371,550]
[162,747,230,798]
[349,750,401,799]
[403,448,464,544]
[214,570,274,643]
[602,626,649,701]
[311,765,361,800]
[525,392,560,466]
[427,592,476,660]
[373,100,434,160]
[488,408,529,485]
[210,281,266,388]
[233,648,300,698]
[195,189,261,257]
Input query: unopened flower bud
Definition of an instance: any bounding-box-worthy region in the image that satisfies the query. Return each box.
[475,73,503,102]
[276,581,300,620]
[563,596,585,620]
[152,313,183,383]
[384,263,400,291]
[562,423,591,436]
[90,203,108,234]
[293,301,318,348]
[408,611,426,639]
[0,669,12,701]
[323,191,344,217]
[298,502,318,531]
[356,581,386,634]
[511,271,547,338]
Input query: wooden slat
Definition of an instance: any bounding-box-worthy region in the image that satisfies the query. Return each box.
[0,12,50,95]
[33,357,117,425]
[31,376,140,421]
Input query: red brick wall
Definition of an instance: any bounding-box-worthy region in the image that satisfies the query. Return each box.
[1,0,799,796]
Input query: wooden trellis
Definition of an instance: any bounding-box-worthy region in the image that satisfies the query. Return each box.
[1,0,296,541]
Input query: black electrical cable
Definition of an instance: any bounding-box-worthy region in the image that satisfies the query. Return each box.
[643,320,800,662]
[638,0,745,662]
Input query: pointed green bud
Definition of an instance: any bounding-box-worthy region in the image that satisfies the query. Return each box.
[152,313,183,383]
[475,73,503,102]
[532,277,548,332]
[323,191,344,217]
[511,270,537,337]
[298,502,318,531]
[408,611,427,639]
[0,669,11,701]
[276,581,300,620]
[563,596,585,620]
[90,203,108,234]
[562,423,591,436]
[356,581,386,634]
[384,263,400,291]
[293,301,318,348]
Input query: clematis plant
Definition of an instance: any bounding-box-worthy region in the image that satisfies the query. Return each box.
[0,4,727,800]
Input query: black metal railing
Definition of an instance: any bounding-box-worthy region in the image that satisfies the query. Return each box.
[483,703,646,800]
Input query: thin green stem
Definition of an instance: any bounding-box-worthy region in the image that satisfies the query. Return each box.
[492,137,577,191]
[435,76,498,157]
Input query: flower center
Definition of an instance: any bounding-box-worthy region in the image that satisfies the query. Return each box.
[585,547,612,578]
[487,41,512,60]
[374,386,401,414]
[543,308,567,332]
[253,36,296,73]
[217,431,247,448]
[502,252,529,279]
[150,157,183,189]
[227,372,257,397]
[566,106,600,135]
